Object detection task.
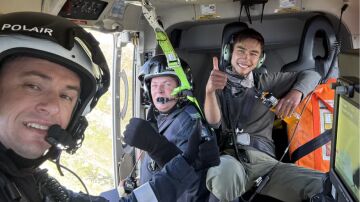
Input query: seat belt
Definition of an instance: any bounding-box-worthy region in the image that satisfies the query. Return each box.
[290,129,332,163]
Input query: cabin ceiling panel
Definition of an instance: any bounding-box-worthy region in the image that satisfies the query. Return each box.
[152,0,232,8]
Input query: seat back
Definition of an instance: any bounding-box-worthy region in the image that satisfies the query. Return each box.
[281,15,339,82]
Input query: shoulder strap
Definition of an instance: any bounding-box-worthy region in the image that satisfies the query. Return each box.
[157,107,185,133]
[253,72,260,85]
[183,104,201,120]
[290,129,332,163]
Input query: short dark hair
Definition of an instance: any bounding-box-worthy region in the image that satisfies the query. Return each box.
[232,28,265,52]
[0,55,21,74]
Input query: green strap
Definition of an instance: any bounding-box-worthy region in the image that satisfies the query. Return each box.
[142,0,203,117]
[155,31,191,93]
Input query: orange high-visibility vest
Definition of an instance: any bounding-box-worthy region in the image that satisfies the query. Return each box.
[287,78,336,172]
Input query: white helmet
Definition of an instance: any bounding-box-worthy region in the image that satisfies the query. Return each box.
[0,12,110,154]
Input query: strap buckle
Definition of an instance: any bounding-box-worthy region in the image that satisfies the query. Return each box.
[236,128,251,146]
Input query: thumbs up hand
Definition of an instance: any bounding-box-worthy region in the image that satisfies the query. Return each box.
[213,56,220,71]
[206,57,227,94]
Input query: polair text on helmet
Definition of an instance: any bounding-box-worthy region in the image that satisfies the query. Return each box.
[1,24,53,36]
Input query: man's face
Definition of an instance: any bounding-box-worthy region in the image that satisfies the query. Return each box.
[0,57,80,159]
[231,38,262,76]
[150,76,178,113]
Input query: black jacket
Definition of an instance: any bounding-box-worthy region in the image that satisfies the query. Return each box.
[0,145,108,202]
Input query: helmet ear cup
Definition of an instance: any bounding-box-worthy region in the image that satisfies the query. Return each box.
[256,53,266,68]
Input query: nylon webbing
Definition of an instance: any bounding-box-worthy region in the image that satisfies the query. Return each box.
[142,0,203,117]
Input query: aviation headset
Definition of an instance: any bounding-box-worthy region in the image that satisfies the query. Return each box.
[0,12,110,154]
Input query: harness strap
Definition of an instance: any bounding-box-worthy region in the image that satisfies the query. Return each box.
[142,0,203,117]
[290,129,332,163]
[220,83,277,157]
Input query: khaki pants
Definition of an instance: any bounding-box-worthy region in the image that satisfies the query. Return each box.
[206,150,325,202]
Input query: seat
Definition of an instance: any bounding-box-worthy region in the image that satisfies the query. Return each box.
[281,15,339,82]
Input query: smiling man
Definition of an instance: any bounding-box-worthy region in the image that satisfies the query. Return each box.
[0,56,80,159]
[204,28,326,202]
[124,54,218,202]
[0,11,111,202]
[150,75,179,112]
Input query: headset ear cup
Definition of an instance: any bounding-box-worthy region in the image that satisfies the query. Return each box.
[256,53,266,68]
[223,43,230,63]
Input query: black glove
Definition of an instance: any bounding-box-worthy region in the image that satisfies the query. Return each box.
[124,118,181,167]
[197,132,220,169]
[182,120,220,169]
[182,119,201,165]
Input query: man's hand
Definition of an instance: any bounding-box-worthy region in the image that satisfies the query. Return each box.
[123,118,159,151]
[124,118,181,167]
[274,89,303,118]
[183,120,220,169]
[197,133,220,169]
[124,118,220,170]
[205,57,227,95]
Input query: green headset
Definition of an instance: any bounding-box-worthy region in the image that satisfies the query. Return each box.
[257,52,266,68]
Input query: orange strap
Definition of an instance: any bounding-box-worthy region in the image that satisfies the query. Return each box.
[313,92,334,113]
